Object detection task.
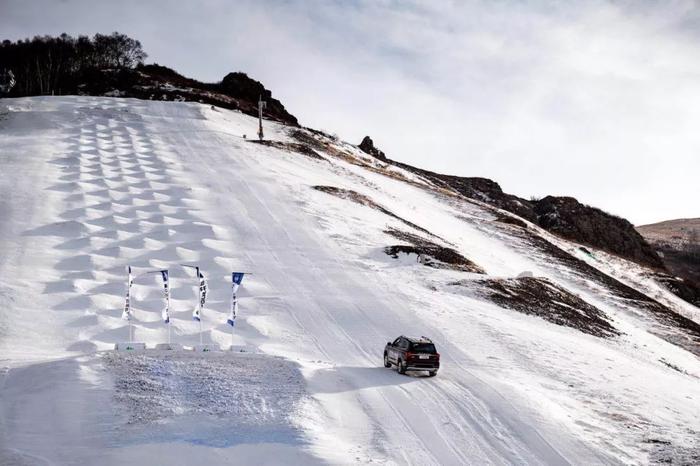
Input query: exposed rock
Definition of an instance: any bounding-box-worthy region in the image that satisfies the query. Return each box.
[427,174,537,222]
[533,196,663,269]
[358,136,386,161]
[46,64,299,126]
[220,72,297,125]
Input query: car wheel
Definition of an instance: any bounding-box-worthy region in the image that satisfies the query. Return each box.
[428,370,437,377]
[383,353,391,368]
[397,359,406,375]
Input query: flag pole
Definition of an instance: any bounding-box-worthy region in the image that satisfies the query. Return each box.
[182,264,207,347]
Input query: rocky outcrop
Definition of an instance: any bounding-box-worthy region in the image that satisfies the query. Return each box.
[220,72,297,125]
[425,175,537,222]
[24,63,299,126]
[359,136,664,270]
[534,196,663,268]
[358,136,386,161]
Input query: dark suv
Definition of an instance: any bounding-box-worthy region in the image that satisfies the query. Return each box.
[384,336,440,376]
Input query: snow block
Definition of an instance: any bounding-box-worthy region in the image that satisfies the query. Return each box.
[517,270,534,278]
[155,343,183,351]
[190,344,220,352]
[114,342,146,351]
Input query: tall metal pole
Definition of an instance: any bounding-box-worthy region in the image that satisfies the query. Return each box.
[257,95,266,141]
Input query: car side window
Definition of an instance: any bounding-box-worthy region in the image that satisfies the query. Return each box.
[392,337,401,346]
[400,338,409,350]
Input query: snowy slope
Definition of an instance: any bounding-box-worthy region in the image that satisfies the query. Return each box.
[0,97,698,465]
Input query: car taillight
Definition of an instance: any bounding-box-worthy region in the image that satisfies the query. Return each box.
[436,353,440,359]
[406,352,414,359]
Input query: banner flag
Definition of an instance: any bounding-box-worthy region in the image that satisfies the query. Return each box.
[121,265,133,320]
[161,270,170,324]
[193,267,207,322]
[227,272,245,327]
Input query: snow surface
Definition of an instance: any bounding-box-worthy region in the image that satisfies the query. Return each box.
[0,97,698,465]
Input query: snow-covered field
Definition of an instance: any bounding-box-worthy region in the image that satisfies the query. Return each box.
[0,97,698,465]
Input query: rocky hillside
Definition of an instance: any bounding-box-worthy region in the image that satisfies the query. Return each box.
[358,136,664,270]
[638,218,700,305]
[75,64,298,125]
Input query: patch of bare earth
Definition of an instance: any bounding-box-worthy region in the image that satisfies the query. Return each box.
[250,139,327,161]
[311,186,484,273]
[384,228,484,274]
[294,130,453,194]
[452,276,619,338]
[312,185,438,239]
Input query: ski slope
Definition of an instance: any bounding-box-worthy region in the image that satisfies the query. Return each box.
[0,97,698,465]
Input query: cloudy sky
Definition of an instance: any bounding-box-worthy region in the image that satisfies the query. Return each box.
[2,0,699,225]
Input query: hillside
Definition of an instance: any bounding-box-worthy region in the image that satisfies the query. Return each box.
[0,33,297,125]
[0,30,668,277]
[638,218,700,305]
[357,136,663,270]
[0,97,699,465]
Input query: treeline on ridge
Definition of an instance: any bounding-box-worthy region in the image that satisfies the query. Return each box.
[0,32,298,125]
[0,32,147,96]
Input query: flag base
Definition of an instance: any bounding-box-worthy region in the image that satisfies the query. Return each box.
[190,344,220,352]
[155,343,183,351]
[114,342,146,351]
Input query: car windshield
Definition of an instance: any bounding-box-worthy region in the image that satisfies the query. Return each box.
[411,343,436,353]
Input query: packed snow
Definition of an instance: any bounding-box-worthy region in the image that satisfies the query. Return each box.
[0,96,698,465]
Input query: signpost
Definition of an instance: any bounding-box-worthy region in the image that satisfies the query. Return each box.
[257,95,266,141]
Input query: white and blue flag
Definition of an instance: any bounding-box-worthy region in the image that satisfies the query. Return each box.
[160,270,170,324]
[121,265,134,320]
[227,272,245,327]
[193,267,207,322]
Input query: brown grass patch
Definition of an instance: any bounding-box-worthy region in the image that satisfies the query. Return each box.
[384,228,484,273]
[452,276,619,338]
